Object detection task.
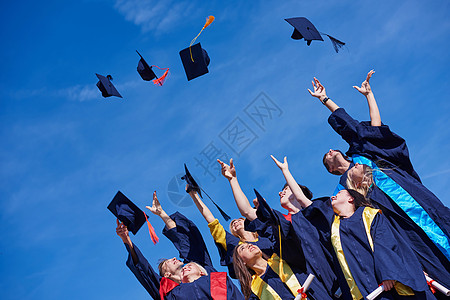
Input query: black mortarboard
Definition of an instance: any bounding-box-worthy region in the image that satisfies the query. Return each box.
[95,74,123,98]
[285,17,323,45]
[181,164,230,221]
[179,42,210,81]
[136,50,157,81]
[285,17,345,53]
[107,191,147,235]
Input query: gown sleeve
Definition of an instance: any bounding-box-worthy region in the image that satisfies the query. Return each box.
[125,243,162,300]
[162,211,214,269]
[328,108,421,181]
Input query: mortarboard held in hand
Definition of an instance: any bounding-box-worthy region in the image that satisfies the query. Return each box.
[179,16,214,81]
[136,50,170,86]
[182,164,231,221]
[285,17,345,53]
[108,191,159,244]
[95,73,123,98]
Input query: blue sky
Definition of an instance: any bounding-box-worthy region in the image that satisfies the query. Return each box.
[1,0,449,299]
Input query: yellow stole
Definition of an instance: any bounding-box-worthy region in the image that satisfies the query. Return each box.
[331,207,414,300]
[251,253,303,300]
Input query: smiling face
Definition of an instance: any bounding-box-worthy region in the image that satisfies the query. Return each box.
[236,243,262,265]
[161,257,184,277]
[180,262,205,283]
[230,218,245,236]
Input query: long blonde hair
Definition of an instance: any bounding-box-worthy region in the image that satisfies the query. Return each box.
[346,164,373,196]
[230,218,258,241]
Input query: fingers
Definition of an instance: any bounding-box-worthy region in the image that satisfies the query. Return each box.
[307,88,313,96]
[230,158,234,168]
[270,154,279,164]
[366,69,375,81]
[283,156,287,164]
[353,85,362,92]
[217,159,224,166]
[116,218,120,226]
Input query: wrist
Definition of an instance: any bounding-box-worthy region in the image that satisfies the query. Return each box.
[321,96,330,105]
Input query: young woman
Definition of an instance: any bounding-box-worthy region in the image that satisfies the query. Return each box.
[187,185,275,279]
[219,160,339,299]
[232,189,338,300]
[308,71,450,289]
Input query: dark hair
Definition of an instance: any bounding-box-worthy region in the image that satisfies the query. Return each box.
[323,149,351,175]
[158,258,168,276]
[346,189,373,208]
[282,183,313,200]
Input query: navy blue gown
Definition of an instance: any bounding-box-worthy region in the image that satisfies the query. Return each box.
[244,192,335,300]
[302,199,436,300]
[329,108,450,289]
[124,212,244,300]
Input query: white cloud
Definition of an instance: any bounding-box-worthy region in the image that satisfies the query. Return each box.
[114,0,195,33]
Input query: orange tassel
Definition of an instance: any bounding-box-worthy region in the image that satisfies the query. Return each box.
[144,211,159,244]
[203,15,215,29]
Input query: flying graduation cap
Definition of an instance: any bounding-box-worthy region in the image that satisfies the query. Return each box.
[181,164,231,221]
[179,16,215,81]
[136,50,170,86]
[285,17,345,53]
[108,191,159,244]
[95,73,122,98]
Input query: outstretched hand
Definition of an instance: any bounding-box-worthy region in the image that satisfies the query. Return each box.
[307,77,327,101]
[116,218,130,242]
[146,191,164,216]
[353,70,375,96]
[217,158,236,180]
[270,155,288,171]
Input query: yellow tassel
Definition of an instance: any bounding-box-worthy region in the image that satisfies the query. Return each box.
[278,224,288,282]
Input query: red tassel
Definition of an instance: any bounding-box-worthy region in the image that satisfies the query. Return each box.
[152,65,169,86]
[143,211,159,244]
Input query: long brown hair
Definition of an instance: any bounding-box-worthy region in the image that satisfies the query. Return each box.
[233,245,254,300]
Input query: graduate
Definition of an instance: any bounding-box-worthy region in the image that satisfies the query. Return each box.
[232,189,334,300]
[187,184,275,279]
[218,159,336,299]
[307,71,450,290]
[116,191,244,300]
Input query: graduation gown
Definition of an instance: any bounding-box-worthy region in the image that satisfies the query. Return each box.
[329,108,450,286]
[125,212,244,300]
[245,194,335,300]
[207,218,275,278]
[302,200,436,300]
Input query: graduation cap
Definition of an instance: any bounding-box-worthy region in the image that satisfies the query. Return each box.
[179,43,210,81]
[95,73,122,98]
[108,191,159,243]
[179,16,214,81]
[136,50,169,86]
[181,164,230,221]
[285,17,345,53]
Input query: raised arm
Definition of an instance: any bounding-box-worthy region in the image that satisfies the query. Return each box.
[353,70,381,126]
[116,219,138,264]
[308,77,340,112]
[217,158,257,221]
[187,186,216,224]
[146,191,176,230]
[270,155,313,208]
